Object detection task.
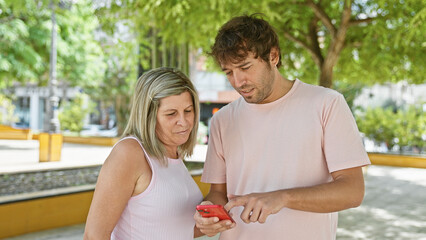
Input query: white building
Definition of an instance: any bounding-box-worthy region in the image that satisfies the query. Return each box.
[10,84,81,130]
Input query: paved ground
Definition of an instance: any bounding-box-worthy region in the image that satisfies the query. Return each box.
[0,139,207,174]
[1,139,425,240]
[0,140,110,174]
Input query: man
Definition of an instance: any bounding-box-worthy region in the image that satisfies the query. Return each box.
[194,14,370,240]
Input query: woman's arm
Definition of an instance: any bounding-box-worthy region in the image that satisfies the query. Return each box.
[84,139,150,240]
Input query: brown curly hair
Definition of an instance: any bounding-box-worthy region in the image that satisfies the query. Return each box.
[210,13,282,68]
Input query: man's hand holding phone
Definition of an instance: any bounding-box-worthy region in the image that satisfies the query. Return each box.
[194,201,235,237]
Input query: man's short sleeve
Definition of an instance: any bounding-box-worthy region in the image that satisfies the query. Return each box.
[322,94,370,172]
[201,114,227,183]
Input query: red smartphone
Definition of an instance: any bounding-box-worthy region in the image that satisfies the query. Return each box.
[196,205,234,222]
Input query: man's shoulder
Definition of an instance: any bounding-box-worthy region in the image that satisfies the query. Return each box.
[297,80,342,100]
[209,98,243,127]
[215,98,242,115]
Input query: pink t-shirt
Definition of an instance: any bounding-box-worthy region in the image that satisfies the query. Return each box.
[202,79,370,240]
[111,136,203,240]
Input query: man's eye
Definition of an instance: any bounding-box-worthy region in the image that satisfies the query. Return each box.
[225,71,232,76]
[242,66,250,70]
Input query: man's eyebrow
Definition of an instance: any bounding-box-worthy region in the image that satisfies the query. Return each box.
[221,62,250,71]
[237,62,251,68]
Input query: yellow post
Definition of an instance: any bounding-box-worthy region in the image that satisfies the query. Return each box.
[192,175,211,198]
[39,133,49,162]
[39,133,63,162]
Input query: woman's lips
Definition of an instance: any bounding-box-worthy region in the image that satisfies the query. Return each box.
[176,129,189,135]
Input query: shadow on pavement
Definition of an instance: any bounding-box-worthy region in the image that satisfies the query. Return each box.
[338,166,426,240]
[4,166,426,240]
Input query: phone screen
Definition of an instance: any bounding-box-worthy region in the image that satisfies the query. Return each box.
[196,205,234,222]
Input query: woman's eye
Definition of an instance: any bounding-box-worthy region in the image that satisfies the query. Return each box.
[167,112,176,116]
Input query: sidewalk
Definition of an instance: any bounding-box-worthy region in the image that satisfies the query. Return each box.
[0,139,207,174]
[0,139,110,174]
[1,139,426,239]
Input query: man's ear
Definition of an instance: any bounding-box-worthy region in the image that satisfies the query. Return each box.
[269,47,279,66]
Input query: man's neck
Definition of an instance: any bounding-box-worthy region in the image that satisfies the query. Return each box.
[269,73,294,102]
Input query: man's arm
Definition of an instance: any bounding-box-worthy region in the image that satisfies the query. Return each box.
[204,183,229,205]
[225,166,365,224]
[194,183,235,237]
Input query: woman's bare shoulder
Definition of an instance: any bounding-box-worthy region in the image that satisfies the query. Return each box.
[103,138,149,174]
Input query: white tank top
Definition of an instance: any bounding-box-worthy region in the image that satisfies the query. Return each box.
[111,136,203,240]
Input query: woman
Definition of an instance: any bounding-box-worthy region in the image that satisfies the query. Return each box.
[84,68,204,239]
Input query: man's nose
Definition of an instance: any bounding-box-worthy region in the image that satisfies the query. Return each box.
[233,71,246,88]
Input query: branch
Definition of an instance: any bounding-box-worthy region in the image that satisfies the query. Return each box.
[348,17,376,26]
[308,17,324,67]
[283,29,323,67]
[306,0,337,37]
[282,31,311,51]
[290,0,308,5]
[340,0,353,31]
[0,15,16,24]
[325,0,352,68]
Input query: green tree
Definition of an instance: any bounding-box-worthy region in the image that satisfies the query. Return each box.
[394,105,425,153]
[356,104,425,153]
[58,93,95,133]
[356,107,399,150]
[0,0,105,89]
[87,38,139,136]
[93,4,194,135]
[98,0,425,88]
[91,0,425,133]
[0,93,18,125]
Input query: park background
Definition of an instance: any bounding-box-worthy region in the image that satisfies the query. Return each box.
[0,0,425,239]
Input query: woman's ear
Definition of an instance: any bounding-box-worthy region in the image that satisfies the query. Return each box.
[269,47,279,66]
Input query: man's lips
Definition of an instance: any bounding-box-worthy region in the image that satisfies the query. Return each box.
[240,88,254,96]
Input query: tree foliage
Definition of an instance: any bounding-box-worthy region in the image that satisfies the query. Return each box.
[0,93,18,125]
[356,104,425,153]
[0,0,105,89]
[58,93,96,133]
[96,0,425,87]
[88,36,139,135]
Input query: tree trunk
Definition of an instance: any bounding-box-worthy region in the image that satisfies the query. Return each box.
[162,39,167,67]
[182,43,189,75]
[177,43,183,71]
[319,61,333,88]
[170,41,176,68]
[151,28,158,68]
[282,0,353,88]
[114,94,129,136]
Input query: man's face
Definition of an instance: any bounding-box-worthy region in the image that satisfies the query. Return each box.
[220,52,277,104]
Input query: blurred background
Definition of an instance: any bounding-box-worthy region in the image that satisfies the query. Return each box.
[0,0,425,239]
[0,0,424,153]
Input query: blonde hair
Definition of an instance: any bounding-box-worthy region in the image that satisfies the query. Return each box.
[122,67,200,166]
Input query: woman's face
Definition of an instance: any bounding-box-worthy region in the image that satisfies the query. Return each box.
[156,91,194,158]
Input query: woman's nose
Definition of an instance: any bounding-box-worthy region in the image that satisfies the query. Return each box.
[176,113,188,126]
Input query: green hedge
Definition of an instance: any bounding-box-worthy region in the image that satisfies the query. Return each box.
[355,104,425,153]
